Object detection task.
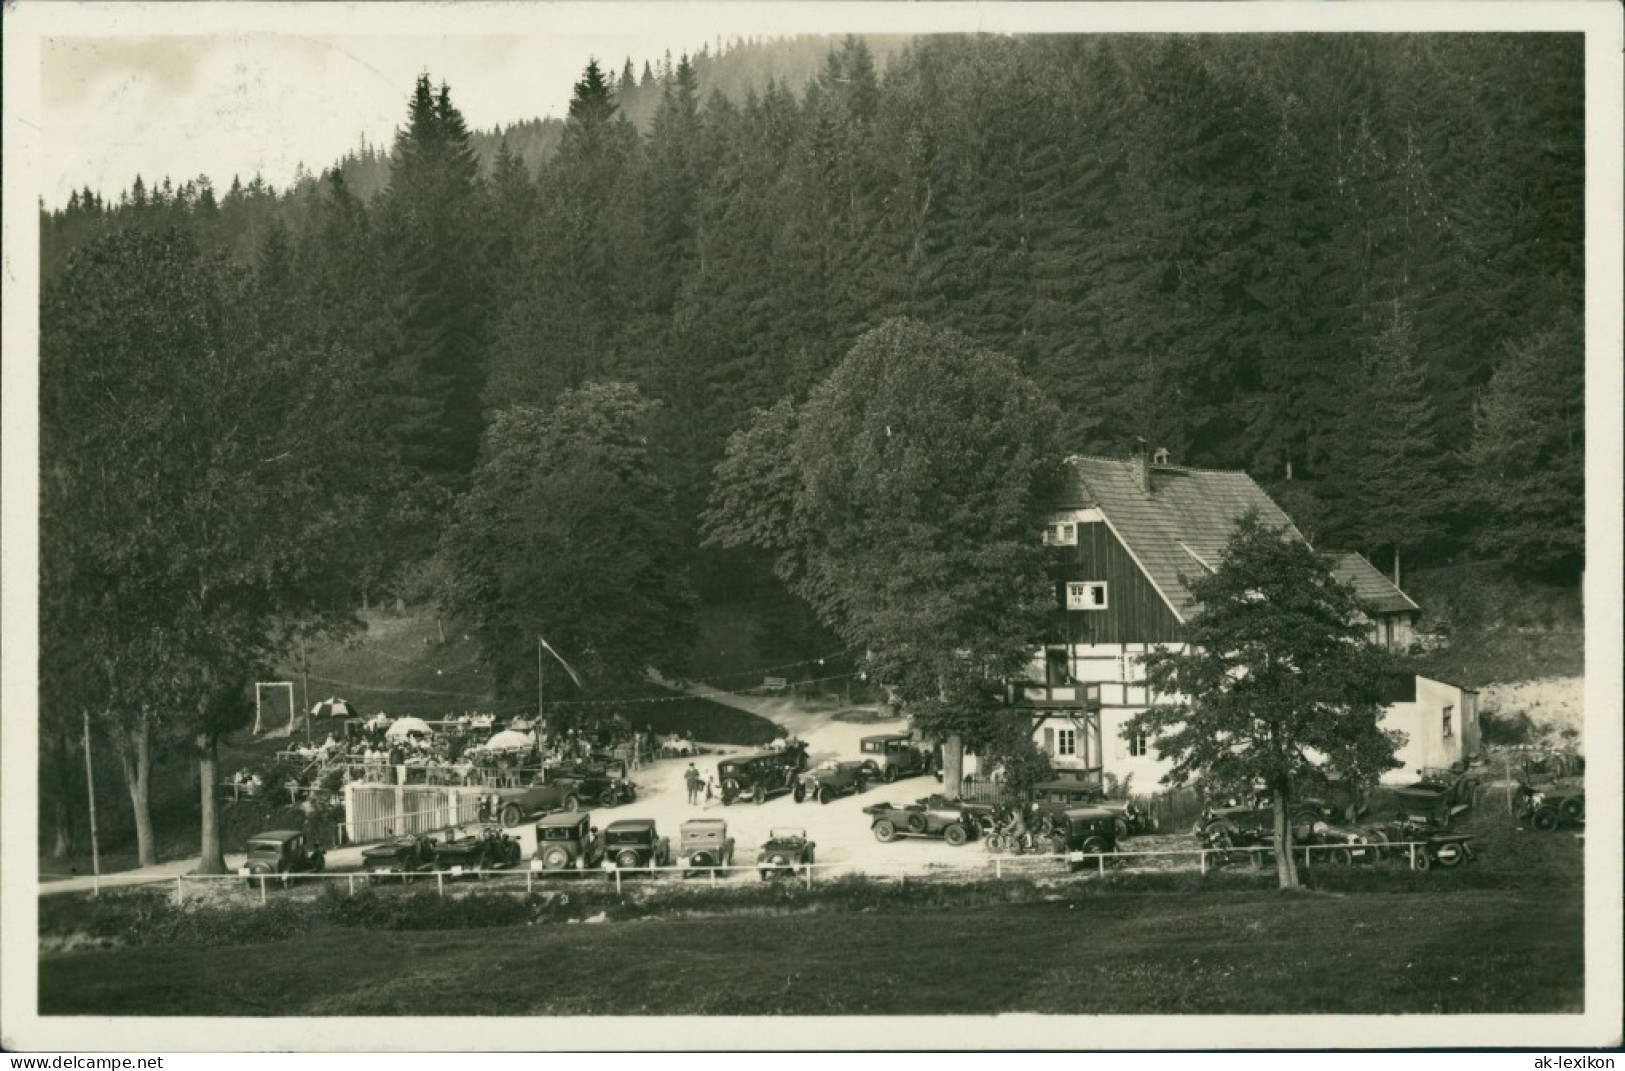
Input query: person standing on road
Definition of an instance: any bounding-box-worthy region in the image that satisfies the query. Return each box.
[685,763,701,804]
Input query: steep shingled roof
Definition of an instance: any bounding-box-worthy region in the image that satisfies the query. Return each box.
[1063,456,1417,621]
[1330,551,1421,614]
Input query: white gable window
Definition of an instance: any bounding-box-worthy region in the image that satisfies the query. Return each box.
[1042,522,1078,547]
[1066,581,1108,611]
[1056,728,1076,757]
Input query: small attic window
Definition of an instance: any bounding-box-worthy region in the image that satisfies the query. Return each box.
[1043,522,1078,547]
[1067,581,1108,611]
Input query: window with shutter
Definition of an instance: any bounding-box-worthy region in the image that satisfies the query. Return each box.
[1043,727,1055,755]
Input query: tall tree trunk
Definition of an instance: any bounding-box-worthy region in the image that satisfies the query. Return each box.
[1272,784,1300,889]
[46,729,79,859]
[116,715,157,867]
[941,734,964,797]
[196,735,226,874]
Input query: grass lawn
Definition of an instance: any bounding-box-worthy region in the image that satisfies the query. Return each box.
[39,887,1582,1016]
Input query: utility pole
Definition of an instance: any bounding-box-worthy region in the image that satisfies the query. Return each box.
[537,636,544,730]
[82,711,101,895]
[300,633,311,745]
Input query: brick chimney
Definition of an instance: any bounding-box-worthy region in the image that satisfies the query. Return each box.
[1131,438,1150,493]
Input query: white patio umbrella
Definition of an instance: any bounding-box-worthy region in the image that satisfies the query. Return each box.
[385,716,433,740]
[309,697,357,719]
[485,729,535,751]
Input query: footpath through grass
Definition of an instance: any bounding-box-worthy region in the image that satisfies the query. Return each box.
[40,884,1582,1016]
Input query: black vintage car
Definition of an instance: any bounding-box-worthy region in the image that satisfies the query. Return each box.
[431,825,522,874]
[1377,816,1479,870]
[239,830,326,886]
[756,827,816,879]
[1030,780,1155,839]
[361,833,438,880]
[599,818,672,873]
[718,750,806,805]
[1517,782,1585,831]
[551,759,639,809]
[1054,808,1121,870]
[531,812,603,875]
[798,760,870,804]
[1392,765,1478,818]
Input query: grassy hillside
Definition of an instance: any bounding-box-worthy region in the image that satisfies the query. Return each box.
[41,884,1582,1015]
[1401,561,1583,687]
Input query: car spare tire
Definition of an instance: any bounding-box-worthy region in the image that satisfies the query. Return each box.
[542,846,569,870]
[690,851,713,869]
[616,849,641,869]
[905,811,928,834]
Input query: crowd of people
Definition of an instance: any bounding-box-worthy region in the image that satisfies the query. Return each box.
[258,711,698,793]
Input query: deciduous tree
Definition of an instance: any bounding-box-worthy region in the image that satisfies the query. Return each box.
[1128,511,1403,888]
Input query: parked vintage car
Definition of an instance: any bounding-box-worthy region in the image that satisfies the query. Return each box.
[1517,782,1585,831]
[480,762,636,828]
[1378,816,1479,870]
[550,758,639,808]
[863,798,974,846]
[239,830,326,886]
[1393,765,1479,818]
[1053,808,1121,870]
[798,760,871,804]
[756,827,817,879]
[1299,822,1380,866]
[718,750,805,805]
[431,825,522,874]
[1030,780,1156,839]
[600,818,673,872]
[678,818,735,877]
[857,733,935,783]
[1199,785,1368,843]
[361,833,437,881]
[530,812,603,874]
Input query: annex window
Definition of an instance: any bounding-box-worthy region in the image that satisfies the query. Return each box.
[1442,706,1454,739]
[1043,522,1078,547]
[1056,728,1076,757]
[1066,581,1108,611]
[1127,732,1148,758]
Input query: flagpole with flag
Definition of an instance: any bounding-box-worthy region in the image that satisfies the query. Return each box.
[537,636,583,731]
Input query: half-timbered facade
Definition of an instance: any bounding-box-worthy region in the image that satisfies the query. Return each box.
[1019,451,1437,789]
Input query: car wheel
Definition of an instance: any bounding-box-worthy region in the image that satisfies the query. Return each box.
[1532,808,1560,832]
[599,787,619,807]
[1434,843,1465,868]
[943,823,968,847]
[873,819,897,843]
[1559,797,1584,822]
[500,804,522,828]
[754,784,766,805]
[819,786,833,805]
[1290,811,1318,841]
[616,849,641,870]
[1113,817,1129,841]
[905,812,928,834]
[563,795,580,814]
[793,783,806,804]
[884,767,898,784]
[1081,836,1108,855]
[1329,848,1352,867]
[1414,850,1433,872]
